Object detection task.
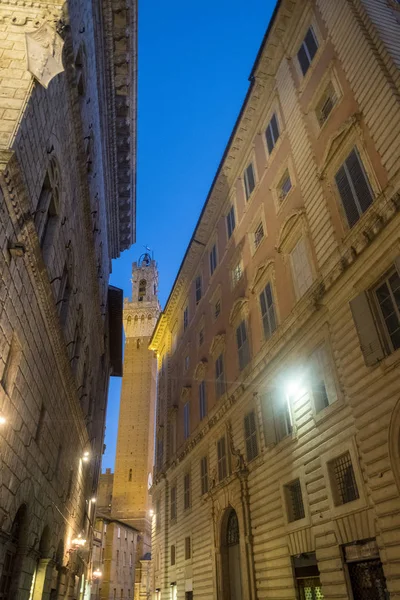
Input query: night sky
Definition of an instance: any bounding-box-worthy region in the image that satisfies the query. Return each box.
[102,0,278,471]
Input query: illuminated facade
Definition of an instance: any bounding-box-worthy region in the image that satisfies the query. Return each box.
[150,1,400,598]
[0,0,136,597]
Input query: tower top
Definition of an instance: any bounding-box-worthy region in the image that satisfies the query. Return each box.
[131,254,158,303]
[124,258,161,338]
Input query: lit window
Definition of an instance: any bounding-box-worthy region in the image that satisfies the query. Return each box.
[184,473,191,510]
[316,81,337,126]
[231,261,243,287]
[244,162,256,200]
[244,410,258,462]
[200,456,208,495]
[297,26,319,76]
[265,113,280,154]
[183,306,189,331]
[236,320,250,371]
[209,244,218,276]
[217,436,227,481]
[259,283,277,341]
[254,221,264,250]
[335,147,374,228]
[183,402,190,440]
[278,169,292,201]
[284,479,305,522]
[199,380,207,420]
[215,354,225,398]
[195,275,202,305]
[373,269,400,352]
[329,452,359,505]
[226,204,236,239]
[290,238,313,299]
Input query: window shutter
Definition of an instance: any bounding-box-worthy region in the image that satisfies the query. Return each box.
[350,291,385,366]
[346,149,373,215]
[335,165,359,228]
[261,392,277,447]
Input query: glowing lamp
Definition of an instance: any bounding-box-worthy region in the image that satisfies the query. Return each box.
[93,569,102,578]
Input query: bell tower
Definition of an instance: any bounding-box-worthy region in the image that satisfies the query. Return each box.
[112,253,160,552]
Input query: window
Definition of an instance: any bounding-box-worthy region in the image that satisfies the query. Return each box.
[263,391,293,446]
[278,169,292,201]
[214,299,221,319]
[128,468,132,482]
[198,328,204,347]
[184,355,189,372]
[260,283,277,341]
[199,380,207,420]
[226,204,236,239]
[116,550,119,565]
[236,320,250,371]
[129,553,132,567]
[183,306,189,331]
[170,544,176,566]
[185,536,191,560]
[285,479,305,522]
[373,268,400,352]
[156,437,163,472]
[200,456,208,495]
[254,221,264,250]
[309,345,337,413]
[156,499,161,531]
[195,275,202,305]
[217,436,228,481]
[57,266,72,329]
[123,552,126,566]
[316,81,337,126]
[184,473,191,509]
[297,26,318,76]
[117,527,121,539]
[183,402,190,440]
[265,113,280,154]
[1,334,21,395]
[35,156,60,252]
[329,452,359,505]
[290,238,313,298]
[170,485,177,520]
[244,410,258,462]
[335,147,374,228]
[138,279,146,301]
[244,162,256,200]
[215,354,225,398]
[293,553,322,600]
[209,244,218,276]
[231,260,243,287]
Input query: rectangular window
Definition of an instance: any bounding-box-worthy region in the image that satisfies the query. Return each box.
[199,380,207,420]
[335,147,374,228]
[278,169,292,201]
[244,162,256,200]
[297,26,319,75]
[195,275,202,305]
[316,81,337,126]
[290,238,313,299]
[236,320,250,370]
[310,345,337,413]
[209,244,218,276]
[157,438,163,472]
[123,552,126,566]
[215,354,225,398]
[254,221,264,250]
[156,499,161,532]
[198,328,204,347]
[116,550,119,565]
[214,299,221,319]
[231,261,243,287]
[184,355,189,372]
[244,410,258,462]
[373,268,400,352]
[183,306,189,331]
[1,334,22,395]
[329,452,359,505]
[275,392,293,442]
[265,113,280,154]
[226,204,236,239]
[260,283,277,341]
[184,402,190,440]
[184,473,191,509]
[185,536,191,560]
[130,553,132,567]
[171,544,176,566]
[200,456,208,495]
[217,436,228,481]
[293,553,322,600]
[57,266,71,329]
[285,479,305,522]
[117,527,121,539]
[170,485,177,520]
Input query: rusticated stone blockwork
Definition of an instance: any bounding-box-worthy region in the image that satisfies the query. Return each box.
[150,1,400,599]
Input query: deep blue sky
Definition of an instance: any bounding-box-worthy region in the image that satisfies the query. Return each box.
[102,0,278,471]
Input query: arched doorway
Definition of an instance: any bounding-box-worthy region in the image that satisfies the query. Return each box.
[221,509,243,600]
[0,504,28,599]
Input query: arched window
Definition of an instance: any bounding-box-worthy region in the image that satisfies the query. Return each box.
[221,509,242,600]
[138,279,146,301]
[226,510,239,546]
[35,156,60,256]
[128,469,132,482]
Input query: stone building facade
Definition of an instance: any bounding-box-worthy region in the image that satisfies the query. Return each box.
[0,0,136,598]
[150,1,400,599]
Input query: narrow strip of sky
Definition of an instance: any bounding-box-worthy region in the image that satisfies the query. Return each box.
[103,0,278,471]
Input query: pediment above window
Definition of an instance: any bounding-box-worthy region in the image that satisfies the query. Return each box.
[180,386,191,402]
[250,259,275,293]
[276,209,307,253]
[209,333,226,358]
[318,113,362,178]
[228,297,249,326]
[194,360,208,381]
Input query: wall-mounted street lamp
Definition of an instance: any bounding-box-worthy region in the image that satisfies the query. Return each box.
[82,451,90,463]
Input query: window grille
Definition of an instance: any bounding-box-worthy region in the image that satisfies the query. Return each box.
[184,473,190,509]
[185,537,191,560]
[226,205,236,239]
[244,162,256,200]
[374,269,400,352]
[265,113,280,154]
[335,147,374,229]
[279,170,292,200]
[217,436,227,481]
[260,282,277,340]
[209,244,218,275]
[200,456,208,495]
[199,381,207,420]
[316,82,337,126]
[330,452,359,505]
[214,299,221,319]
[226,510,239,546]
[170,486,177,520]
[297,26,318,75]
[232,261,242,287]
[198,328,204,347]
[236,320,250,371]
[285,479,305,521]
[254,222,264,250]
[195,275,202,305]
[215,354,225,398]
[244,410,258,462]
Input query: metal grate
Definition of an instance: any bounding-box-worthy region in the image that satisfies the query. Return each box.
[348,559,387,600]
[226,510,239,546]
[286,479,305,521]
[332,452,359,505]
[297,577,324,600]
